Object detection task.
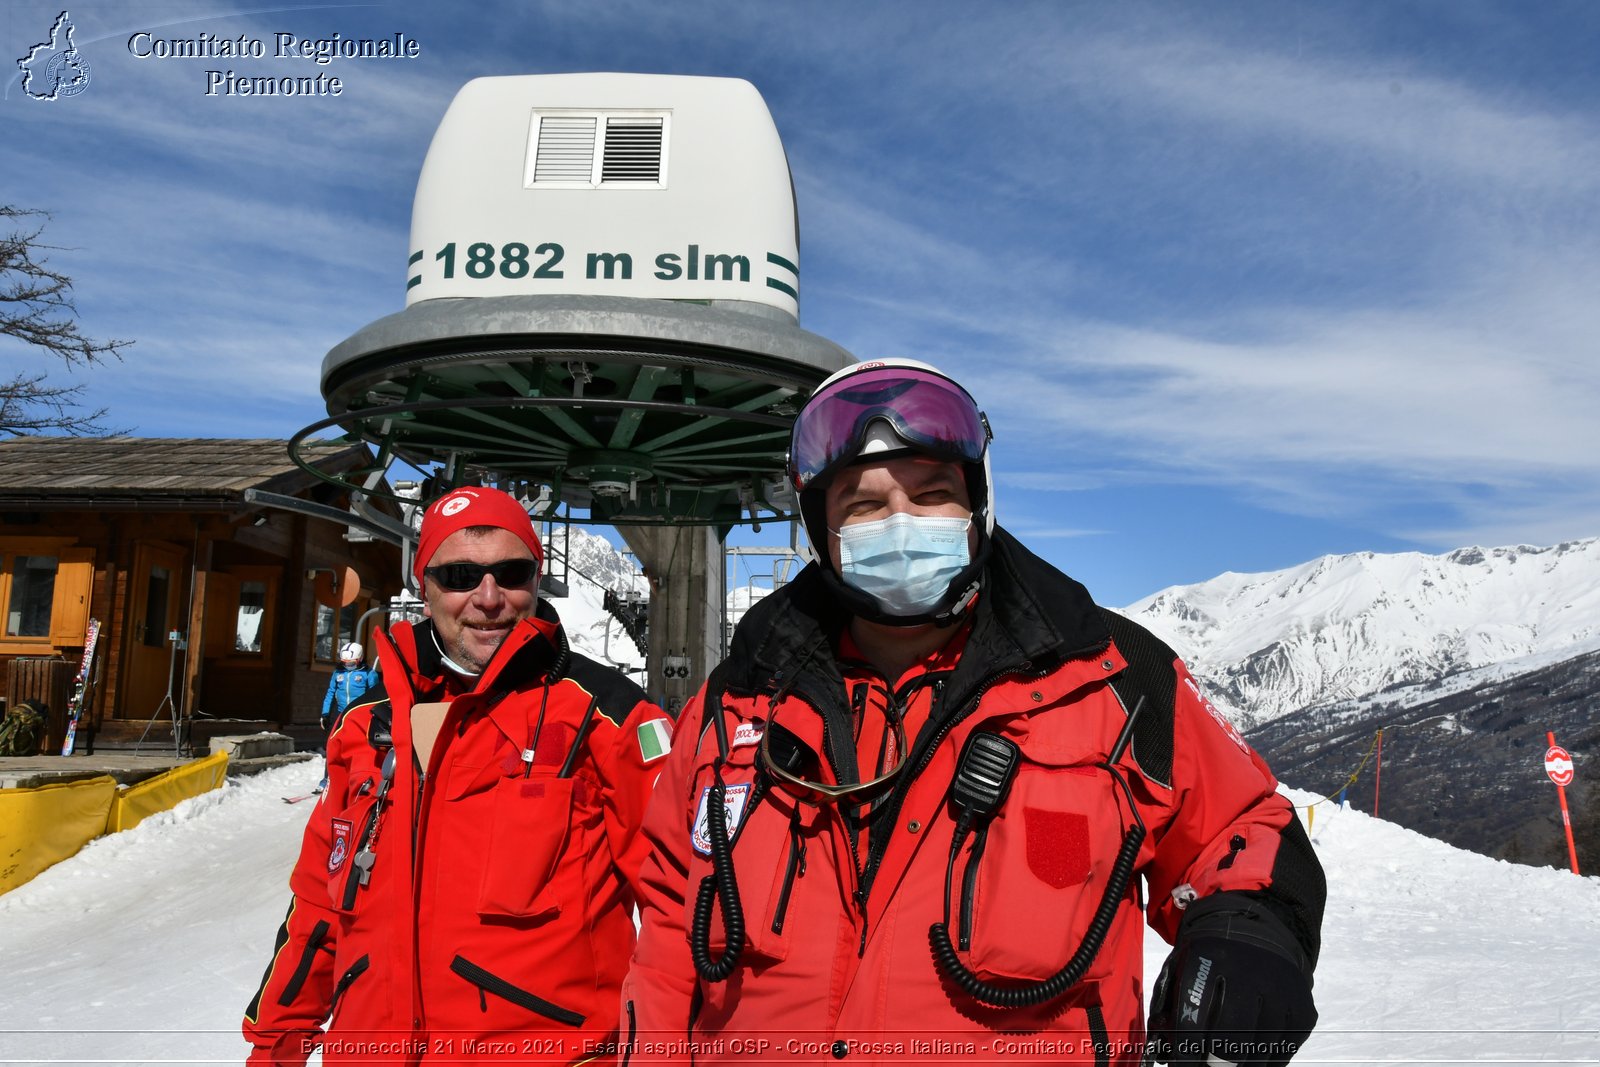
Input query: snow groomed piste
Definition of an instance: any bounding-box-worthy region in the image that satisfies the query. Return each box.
[2,755,1595,1065]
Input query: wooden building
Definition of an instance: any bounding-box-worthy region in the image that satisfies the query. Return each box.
[0,438,405,751]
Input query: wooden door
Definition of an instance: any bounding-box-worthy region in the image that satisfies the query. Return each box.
[121,541,187,720]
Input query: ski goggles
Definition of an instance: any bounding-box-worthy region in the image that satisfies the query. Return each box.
[759,706,909,806]
[789,365,990,492]
[424,558,539,592]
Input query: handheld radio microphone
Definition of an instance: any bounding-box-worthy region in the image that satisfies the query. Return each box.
[949,731,1021,825]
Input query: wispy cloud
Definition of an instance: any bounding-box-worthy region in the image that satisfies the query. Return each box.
[995,472,1106,493]
[1002,522,1108,541]
[760,11,1600,556]
[1065,35,1600,197]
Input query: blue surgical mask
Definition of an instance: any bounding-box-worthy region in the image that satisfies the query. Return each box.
[835,512,972,617]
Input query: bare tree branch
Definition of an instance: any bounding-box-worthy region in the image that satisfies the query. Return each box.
[0,372,117,435]
[1,205,133,435]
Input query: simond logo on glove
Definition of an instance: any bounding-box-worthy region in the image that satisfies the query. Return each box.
[1180,955,1213,1024]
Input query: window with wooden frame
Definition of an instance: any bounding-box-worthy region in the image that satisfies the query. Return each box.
[0,538,94,653]
[202,565,281,663]
[313,594,371,667]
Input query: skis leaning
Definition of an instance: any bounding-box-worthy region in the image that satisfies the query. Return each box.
[60,618,102,756]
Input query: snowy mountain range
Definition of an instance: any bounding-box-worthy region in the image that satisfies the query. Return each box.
[1123,538,1600,729]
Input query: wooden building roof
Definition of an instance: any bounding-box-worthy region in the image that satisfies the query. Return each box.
[0,437,367,509]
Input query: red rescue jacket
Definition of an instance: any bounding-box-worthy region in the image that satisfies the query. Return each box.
[623,529,1323,1065]
[245,600,671,1065]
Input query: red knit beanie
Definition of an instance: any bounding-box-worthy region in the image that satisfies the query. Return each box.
[413,487,544,585]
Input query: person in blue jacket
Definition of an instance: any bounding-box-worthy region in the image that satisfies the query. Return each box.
[320,641,379,733]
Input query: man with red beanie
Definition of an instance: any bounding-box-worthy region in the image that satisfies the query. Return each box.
[246,486,671,1064]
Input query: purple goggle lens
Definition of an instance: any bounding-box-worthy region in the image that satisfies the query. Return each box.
[789,366,988,492]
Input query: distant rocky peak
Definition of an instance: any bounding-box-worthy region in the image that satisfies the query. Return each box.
[1124,536,1600,728]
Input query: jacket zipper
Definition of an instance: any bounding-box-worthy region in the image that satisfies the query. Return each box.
[837,672,940,955]
[1217,833,1247,870]
[449,954,586,1027]
[276,920,331,1005]
[621,999,637,1067]
[328,954,370,1022]
[770,817,807,935]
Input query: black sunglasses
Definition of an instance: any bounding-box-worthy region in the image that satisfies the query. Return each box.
[424,559,538,592]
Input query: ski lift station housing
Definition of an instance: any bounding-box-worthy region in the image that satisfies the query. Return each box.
[295,73,853,527]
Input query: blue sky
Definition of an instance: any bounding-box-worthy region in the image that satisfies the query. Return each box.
[4,1,1599,606]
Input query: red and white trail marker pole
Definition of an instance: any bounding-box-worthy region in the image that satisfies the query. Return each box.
[1544,731,1580,876]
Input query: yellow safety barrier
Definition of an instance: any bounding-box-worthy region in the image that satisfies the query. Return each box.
[0,775,118,894]
[1,752,233,893]
[106,750,230,834]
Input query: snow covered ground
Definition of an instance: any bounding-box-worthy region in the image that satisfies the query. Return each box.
[1,761,1596,1065]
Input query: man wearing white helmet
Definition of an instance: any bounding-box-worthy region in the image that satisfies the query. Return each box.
[320,641,380,734]
[624,359,1324,1066]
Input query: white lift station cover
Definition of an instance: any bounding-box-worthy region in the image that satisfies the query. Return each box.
[406,73,801,319]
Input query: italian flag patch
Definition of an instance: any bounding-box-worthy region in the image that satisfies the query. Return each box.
[637,718,672,763]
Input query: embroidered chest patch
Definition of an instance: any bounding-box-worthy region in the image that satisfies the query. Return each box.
[691,782,752,857]
[328,818,353,874]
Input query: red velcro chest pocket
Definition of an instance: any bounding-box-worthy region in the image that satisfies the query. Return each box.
[1024,806,1093,889]
[476,774,577,918]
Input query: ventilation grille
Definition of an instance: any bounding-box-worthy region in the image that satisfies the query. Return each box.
[532,116,598,183]
[601,118,664,182]
[527,112,668,187]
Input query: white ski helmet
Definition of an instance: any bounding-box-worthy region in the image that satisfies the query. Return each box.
[786,358,995,624]
[339,642,364,665]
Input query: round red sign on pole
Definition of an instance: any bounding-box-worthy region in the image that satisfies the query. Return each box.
[1544,745,1575,787]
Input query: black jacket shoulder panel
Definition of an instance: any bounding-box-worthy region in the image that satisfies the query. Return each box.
[563,649,658,728]
[1098,607,1177,789]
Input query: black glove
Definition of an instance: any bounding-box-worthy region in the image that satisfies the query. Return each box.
[1147,893,1317,1066]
